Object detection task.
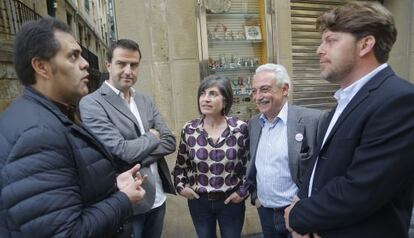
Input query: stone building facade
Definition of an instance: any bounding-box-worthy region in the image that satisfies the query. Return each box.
[0,0,112,111]
[1,0,413,237]
[113,0,414,237]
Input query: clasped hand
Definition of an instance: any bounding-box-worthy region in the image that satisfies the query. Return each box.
[284,196,321,238]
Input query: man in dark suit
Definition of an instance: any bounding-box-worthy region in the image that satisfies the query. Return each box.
[79,39,176,238]
[284,2,414,238]
[242,63,326,238]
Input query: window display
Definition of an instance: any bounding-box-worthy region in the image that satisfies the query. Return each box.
[197,0,268,121]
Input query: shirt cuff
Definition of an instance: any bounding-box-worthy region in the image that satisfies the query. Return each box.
[176,185,185,194]
[236,185,249,198]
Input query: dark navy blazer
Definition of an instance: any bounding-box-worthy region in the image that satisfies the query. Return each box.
[290,66,414,238]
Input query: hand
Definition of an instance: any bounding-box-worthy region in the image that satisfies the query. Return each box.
[117,164,143,190]
[287,196,320,238]
[120,178,146,204]
[224,192,248,204]
[117,164,148,204]
[116,164,148,190]
[284,195,300,232]
[255,198,262,208]
[291,232,320,238]
[292,231,311,238]
[149,128,160,139]
[179,187,200,200]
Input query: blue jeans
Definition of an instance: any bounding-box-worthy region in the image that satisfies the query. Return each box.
[257,206,291,238]
[188,196,245,238]
[131,202,166,238]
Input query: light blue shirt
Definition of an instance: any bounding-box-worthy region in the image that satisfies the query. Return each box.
[308,63,388,197]
[255,103,298,208]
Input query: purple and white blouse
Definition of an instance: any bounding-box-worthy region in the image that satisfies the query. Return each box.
[172,116,249,197]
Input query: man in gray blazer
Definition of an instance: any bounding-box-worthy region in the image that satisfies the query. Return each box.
[244,64,326,238]
[79,39,176,238]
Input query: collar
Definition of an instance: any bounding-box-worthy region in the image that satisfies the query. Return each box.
[25,86,79,124]
[259,102,288,128]
[187,116,242,135]
[52,100,78,122]
[105,80,135,100]
[334,63,388,103]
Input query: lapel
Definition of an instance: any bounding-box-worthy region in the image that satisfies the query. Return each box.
[320,66,394,152]
[287,105,304,176]
[287,105,304,158]
[317,106,335,151]
[133,93,148,131]
[99,83,141,130]
[249,116,262,165]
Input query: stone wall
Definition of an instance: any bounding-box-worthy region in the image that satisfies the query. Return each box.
[0,38,22,112]
[385,0,412,81]
[113,0,414,237]
[114,0,262,237]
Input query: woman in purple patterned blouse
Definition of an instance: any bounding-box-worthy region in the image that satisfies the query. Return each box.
[172,75,249,238]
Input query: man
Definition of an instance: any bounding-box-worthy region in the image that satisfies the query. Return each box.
[0,17,146,237]
[79,39,176,238]
[284,2,414,238]
[243,63,326,238]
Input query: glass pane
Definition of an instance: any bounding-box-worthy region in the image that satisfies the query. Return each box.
[203,0,265,121]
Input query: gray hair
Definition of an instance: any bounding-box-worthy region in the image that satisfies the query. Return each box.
[255,63,291,88]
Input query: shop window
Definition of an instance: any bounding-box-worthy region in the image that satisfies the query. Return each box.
[84,0,90,12]
[66,12,73,28]
[47,0,56,17]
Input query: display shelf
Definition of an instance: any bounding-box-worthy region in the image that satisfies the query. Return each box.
[209,66,257,73]
[208,39,262,44]
[206,13,260,18]
[198,0,266,121]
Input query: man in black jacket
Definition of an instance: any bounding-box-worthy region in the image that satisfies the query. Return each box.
[0,17,146,237]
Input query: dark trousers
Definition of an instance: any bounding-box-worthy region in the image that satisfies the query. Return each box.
[188,196,245,238]
[131,202,166,238]
[257,206,291,238]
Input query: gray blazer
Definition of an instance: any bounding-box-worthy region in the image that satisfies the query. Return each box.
[245,104,327,205]
[79,82,176,214]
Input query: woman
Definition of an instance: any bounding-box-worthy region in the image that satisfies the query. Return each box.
[172,75,249,238]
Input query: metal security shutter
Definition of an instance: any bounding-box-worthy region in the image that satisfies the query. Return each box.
[290,0,346,110]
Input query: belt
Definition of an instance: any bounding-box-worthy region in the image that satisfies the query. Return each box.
[273,205,289,212]
[198,190,233,201]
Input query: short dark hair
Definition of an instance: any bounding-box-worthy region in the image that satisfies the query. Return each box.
[14,17,71,86]
[316,1,397,63]
[107,39,141,62]
[197,75,233,116]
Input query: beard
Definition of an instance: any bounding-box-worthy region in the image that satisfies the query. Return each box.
[321,58,355,85]
[320,43,358,85]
